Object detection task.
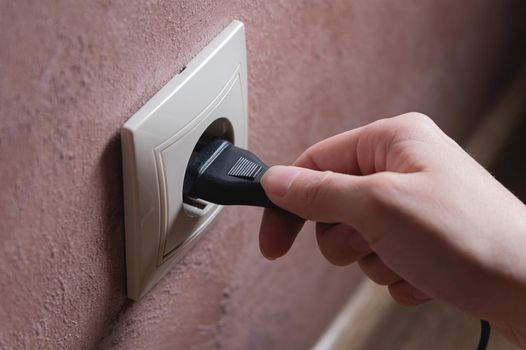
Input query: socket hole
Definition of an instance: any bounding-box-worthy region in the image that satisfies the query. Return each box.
[192,117,234,153]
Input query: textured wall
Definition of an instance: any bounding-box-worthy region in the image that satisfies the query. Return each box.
[1,1,525,349]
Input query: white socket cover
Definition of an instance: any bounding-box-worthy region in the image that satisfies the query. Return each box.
[121,21,247,300]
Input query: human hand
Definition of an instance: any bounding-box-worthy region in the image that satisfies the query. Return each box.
[259,113,526,346]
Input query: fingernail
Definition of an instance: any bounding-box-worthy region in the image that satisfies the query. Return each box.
[348,233,370,253]
[262,166,302,197]
[412,287,431,301]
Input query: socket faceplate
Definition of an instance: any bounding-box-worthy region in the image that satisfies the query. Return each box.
[121,21,247,299]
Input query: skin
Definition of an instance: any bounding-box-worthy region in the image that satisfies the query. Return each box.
[259,113,526,347]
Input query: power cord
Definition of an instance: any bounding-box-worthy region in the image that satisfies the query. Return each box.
[477,320,491,350]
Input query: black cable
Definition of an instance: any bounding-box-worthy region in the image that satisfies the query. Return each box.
[477,319,491,350]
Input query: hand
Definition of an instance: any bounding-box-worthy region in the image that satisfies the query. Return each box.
[259,113,526,347]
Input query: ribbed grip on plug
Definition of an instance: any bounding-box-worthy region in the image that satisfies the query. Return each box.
[227,157,263,180]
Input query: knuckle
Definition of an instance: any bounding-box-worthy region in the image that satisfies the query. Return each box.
[405,111,432,124]
[373,112,432,129]
[402,112,438,133]
[365,113,438,149]
[301,171,333,206]
[367,117,392,134]
[294,145,319,168]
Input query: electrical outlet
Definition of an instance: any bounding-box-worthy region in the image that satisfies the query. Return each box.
[121,21,247,299]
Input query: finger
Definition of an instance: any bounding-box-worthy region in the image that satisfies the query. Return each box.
[358,253,402,285]
[294,113,434,175]
[388,280,433,306]
[316,223,371,266]
[259,208,305,260]
[262,165,368,225]
[293,127,365,174]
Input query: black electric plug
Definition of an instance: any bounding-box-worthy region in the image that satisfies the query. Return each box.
[183,139,277,208]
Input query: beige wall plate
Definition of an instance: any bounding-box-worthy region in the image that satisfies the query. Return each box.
[121,21,247,300]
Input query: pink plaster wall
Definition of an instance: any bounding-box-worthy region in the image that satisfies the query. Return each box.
[1,1,525,349]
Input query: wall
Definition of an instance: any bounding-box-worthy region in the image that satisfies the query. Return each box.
[1,1,525,349]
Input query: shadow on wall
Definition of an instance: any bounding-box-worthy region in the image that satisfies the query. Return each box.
[491,115,526,201]
[94,133,134,343]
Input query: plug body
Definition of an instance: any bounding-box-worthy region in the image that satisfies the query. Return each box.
[183,139,276,208]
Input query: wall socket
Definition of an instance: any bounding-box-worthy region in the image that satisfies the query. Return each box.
[121,21,247,300]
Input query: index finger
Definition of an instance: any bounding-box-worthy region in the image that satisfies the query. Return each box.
[293,126,365,174]
[259,127,364,259]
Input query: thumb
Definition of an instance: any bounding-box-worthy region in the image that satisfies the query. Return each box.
[262,165,364,224]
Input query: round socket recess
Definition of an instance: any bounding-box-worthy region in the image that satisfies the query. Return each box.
[121,21,247,300]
